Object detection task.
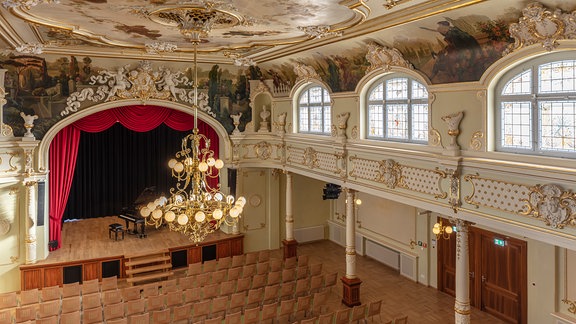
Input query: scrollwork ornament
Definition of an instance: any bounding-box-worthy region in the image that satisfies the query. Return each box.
[350,126,359,140]
[448,168,461,212]
[563,299,576,314]
[1,123,13,137]
[254,141,272,160]
[303,147,319,169]
[470,131,485,151]
[504,2,573,55]
[365,42,413,73]
[429,128,442,147]
[519,183,576,229]
[376,159,402,189]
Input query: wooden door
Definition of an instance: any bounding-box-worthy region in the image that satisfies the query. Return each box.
[479,232,527,324]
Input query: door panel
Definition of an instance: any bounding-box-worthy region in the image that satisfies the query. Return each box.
[480,233,526,324]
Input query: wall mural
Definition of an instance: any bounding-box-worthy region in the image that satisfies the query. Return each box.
[0,54,253,139]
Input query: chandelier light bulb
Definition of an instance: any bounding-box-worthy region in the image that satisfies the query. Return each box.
[207,157,216,166]
[178,214,189,225]
[198,161,209,172]
[236,196,246,207]
[195,211,206,222]
[213,209,223,219]
[215,159,224,169]
[214,193,223,201]
[147,202,156,210]
[226,195,234,204]
[164,211,176,222]
[140,206,151,217]
[229,207,239,218]
[152,209,163,219]
[174,162,184,172]
[445,226,453,234]
[432,226,440,235]
[168,159,177,168]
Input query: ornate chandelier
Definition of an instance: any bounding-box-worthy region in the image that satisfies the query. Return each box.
[139,31,245,243]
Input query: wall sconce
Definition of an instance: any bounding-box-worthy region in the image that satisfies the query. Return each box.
[345,198,362,205]
[432,220,453,240]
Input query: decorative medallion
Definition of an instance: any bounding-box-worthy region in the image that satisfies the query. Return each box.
[504,2,576,54]
[254,141,272,160]
[365,42,413,73]
[520,183,576,229]
[303,147,319,169]
[249,194,262,207]
[376,159,402,189]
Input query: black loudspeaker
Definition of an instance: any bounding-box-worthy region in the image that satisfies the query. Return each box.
[37,182,45,226]
[48,240,58,250]
[202,244,217,263]
[63,265,82,284]
[227,169,237,197]
[322,183,342,200]
[171,250,188,269]
[102,260,120,278]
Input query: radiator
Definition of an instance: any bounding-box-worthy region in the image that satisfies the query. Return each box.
[328,222,345,246]
[294,225,325,243]
[365,240,399,270]
[400,253,417,281]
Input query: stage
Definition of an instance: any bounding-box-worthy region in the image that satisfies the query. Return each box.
[20,216,244,290]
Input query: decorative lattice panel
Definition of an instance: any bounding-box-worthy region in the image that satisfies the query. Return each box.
[464,174,531,213]
[401,166,446,198]
[349,156,380,181]
[287,146,305,165]
[317,151,338,173]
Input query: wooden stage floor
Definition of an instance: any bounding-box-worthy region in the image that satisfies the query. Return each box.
[38,216,235,265]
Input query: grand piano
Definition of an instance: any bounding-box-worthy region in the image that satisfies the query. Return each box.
[119,186,157,238]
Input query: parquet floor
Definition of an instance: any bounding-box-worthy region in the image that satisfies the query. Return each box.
[45,217,505,323]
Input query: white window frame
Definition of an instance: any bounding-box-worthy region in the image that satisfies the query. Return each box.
[365,74,429,143]
[297,84,332,135]
[495,53,576,157]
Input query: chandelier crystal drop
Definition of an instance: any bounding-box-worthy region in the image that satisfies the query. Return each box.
[139,30,245,243]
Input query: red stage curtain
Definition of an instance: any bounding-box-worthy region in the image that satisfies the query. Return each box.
[49,105,219,250]
[48,126,81,251]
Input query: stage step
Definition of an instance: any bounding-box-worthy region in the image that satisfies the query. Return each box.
[125,255,171,268]
[125,271,174,285]
[125,263,172,275]
[124,249,173,286]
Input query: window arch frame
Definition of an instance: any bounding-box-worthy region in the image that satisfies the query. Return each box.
[495,52,576,158]
[296,83,332,135]
[364,73,429,143]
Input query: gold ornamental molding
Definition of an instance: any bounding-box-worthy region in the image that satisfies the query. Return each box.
[469,131,484,151]
[504,2,576,55]
[364,42,413,74]
[349,155,446,199]
[428,128,442,147]
[286,146,346,177]
[563,299,576,314]
[60,61,215,116]
[519,184,576,229]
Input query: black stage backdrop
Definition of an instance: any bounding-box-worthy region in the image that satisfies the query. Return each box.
[63,123,190,220]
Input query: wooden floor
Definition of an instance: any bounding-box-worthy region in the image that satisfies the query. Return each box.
[45,217,505,323]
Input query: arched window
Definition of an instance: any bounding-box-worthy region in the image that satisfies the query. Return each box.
[366,75,428,142]
[298,85,331,135]
[496,55,576,156]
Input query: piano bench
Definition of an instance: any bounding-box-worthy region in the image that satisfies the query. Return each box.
[108,223,125,241]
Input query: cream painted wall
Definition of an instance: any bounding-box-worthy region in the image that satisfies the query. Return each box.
[527,239,556,324]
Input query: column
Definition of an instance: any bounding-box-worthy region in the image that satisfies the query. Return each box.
[341,188,362,307]
[454,219,471,324]
[25,181,38,264]
[282,171,297,259]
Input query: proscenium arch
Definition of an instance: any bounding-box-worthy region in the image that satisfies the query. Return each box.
[38,99,233,172]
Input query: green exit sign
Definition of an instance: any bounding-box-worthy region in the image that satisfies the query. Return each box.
[494,238,505,247]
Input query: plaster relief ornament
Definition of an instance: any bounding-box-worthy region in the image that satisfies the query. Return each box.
[303,147,319,169]
[365,42,413,73]
[376,159,402,189]
[298,25,343,39]
[504,2,576,55]
[520,184,576,229]
[61,61,215,117]
[254,141,272,160]
[15,43,44,54]
[441,111,464,150]
[230,113,242,135]
[20,112,38,138]
[336,112,350,139]
[293,63,319,81]
[276,112,287,134]
[145,41,178,54]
